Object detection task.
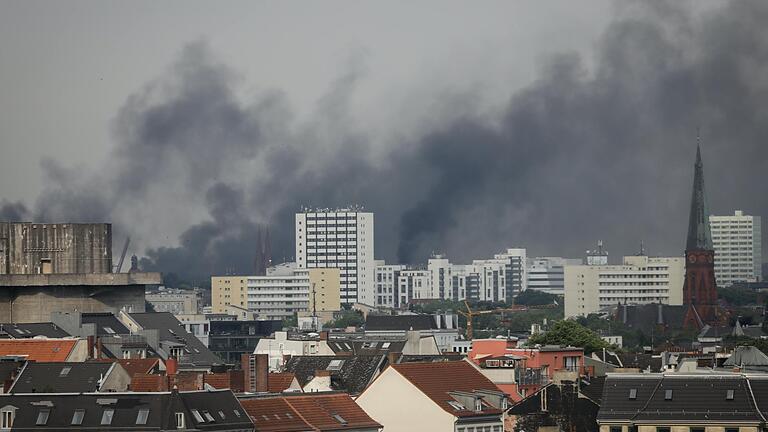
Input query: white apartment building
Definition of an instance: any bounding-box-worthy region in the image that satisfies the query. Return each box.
[494,248,527,298]
[471,259,508,302]
[428,256,468,302]
[710,210,762,286]
[212,264,341,321]
[374,260,406,308]
[526,257,583,296]
[296,208,375,306]
[564,255,684,318]
[400,269,431,301]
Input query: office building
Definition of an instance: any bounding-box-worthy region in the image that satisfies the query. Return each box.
[564,255,685,318]
[145,288,202,315]
[493,248,527,298]
[295,208,374,305]
[526,257,583,296]
[710,210,762,286]
[212,265,341,321]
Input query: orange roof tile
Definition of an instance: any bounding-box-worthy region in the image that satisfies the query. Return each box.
[391,361,505,417]
[240,398,312,432]
[268,373,297,393]
[284,393,381,431]
[204,373,231,390]
[0,339,77,362]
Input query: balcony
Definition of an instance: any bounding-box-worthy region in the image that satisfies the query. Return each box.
[514,368,548,386]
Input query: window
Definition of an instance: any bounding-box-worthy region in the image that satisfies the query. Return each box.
[175,412,185,429]
[475,399,483,412]
[59,367,72,377]
[447,401,465,411]
[218,410,226,420]
[629,389,637,399]
[72,409,85,425]
[726,389,735,400]
[610,427,622,432]
[101,409,115,425]
[136,409,150,425]
[725,428,739,432]
[664,389,673,400]
[327,359,344,371]
[190,409,205,423]
[36,409,50,425]
[104,327,116,334]
[332,414,347,424]
[1,410,14,429]
[123,350,131,359]
[657,428,670,432]
[690,428,704,432]
[202,411,215,422]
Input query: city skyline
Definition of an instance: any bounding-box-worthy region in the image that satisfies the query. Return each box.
[1,1,767,281]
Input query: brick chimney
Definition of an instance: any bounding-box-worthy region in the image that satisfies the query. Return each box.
[319,331,329,341]
[255,354,269,393]
[87,335,95,359]
[166,357,178,376]
[96,337,103,360]
[387,352,401,365]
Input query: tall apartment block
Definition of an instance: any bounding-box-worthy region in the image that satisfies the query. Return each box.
[493,248,527,298]
[710,210,762,286]
[374,261,406,308]
[295,208,374,305]
[526,257,583,296]
[564,255,684,318]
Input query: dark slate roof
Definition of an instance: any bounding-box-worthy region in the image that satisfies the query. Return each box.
[686,145,713,251]
[614,352,662,372]
[0,322,70,339]
[580,376,607,405]
[365,315,437,331]
[508,380,600,431]
[0,361,24,384]
[398,354,465,363]
[326,339,406,355]
[283,355,386,395]
[598,374,764,423]
[615,304,686,333]
[0,389,253,431]
[9,362,115,393]
[81,312,130,336]
[128,312,222,367]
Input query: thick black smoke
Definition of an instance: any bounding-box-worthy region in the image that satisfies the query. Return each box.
[12,0,768,282]
[0,200,28,221]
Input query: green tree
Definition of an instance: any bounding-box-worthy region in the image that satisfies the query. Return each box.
[514,290,559,306]
[528,320,610,354]
[324,309,364,328]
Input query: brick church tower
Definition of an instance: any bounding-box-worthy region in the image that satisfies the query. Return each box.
[682,145,725,329]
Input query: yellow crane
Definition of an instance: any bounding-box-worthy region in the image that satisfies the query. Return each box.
[457,300,556,340]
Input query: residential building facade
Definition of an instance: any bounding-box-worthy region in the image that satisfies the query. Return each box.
[564,255,685,318]
[710,210,763,286]
[526,257,583,296]
[295,208,375,306]
[374,261,406,308]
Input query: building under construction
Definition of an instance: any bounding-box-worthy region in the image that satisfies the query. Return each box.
[0,222,112,274]
[0,222,161,323]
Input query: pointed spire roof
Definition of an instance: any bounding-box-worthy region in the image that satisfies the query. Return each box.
[686,144,713,250]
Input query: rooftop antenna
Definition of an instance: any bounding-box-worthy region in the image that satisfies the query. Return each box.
[639,240,646,256]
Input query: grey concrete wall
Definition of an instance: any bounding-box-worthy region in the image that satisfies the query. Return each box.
[101,363,131,392]
[0,222,112,274]
[2,285,147,323]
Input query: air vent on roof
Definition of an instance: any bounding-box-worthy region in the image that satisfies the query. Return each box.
[665,390,673,400]
[629,389,637,400]
[726,389,735,400]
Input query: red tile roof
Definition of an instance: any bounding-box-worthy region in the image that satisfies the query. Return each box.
[268,373,297,393]
[240,397,312,432]
[390,361,505,417]
[240,394,381,432]
[0,339,77,362]
[285,393,381,431]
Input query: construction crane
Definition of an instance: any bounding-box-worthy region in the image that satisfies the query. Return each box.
[113,236,130,273]
[458,300,557,340]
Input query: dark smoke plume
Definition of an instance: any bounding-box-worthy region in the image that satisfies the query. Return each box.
[14,0,768,282]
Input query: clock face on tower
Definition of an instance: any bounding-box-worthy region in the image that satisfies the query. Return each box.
[688,254,697,264]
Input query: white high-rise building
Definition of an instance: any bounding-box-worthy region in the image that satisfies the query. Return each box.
[295,208,375,305]
[374,260,406,308]
[710,210,762,287]
[493,248,527,298]
[564,255,685,318]
[526,257,583,296]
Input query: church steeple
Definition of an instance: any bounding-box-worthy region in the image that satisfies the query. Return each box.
[685,144,713,251]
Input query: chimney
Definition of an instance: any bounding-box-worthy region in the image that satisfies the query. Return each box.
[319,331,329,341]
[2,379,13,393]
[166,357,178,376]
[241,354,253,392]
[255,354,269,393]
[87,335,96,359]
[96,338,103,360]
[387,352,401,365]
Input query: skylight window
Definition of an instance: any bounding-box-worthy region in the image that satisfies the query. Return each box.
[218,410,226,420]
[382,342,391,349]
[36,409,50,426]
[664,390,673,400]
[233,410,241,417]
[60,367,72,377]
[71,409,85,425]
[202,411,215,422]
[136,409,150,425]
[447,401,465,411]
[261,415,270,421]
[101,409,115,425]
[286,412,294,419]
[190,410,205,423]
[629,389,637,400]
[726,389,735,400]
[332,414,347,424]
[104,327,116,334]
[327,359,344,371]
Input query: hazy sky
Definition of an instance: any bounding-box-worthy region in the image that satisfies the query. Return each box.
[1,1,765,281]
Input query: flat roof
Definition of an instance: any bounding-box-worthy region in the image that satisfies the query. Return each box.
[0,272,162,287]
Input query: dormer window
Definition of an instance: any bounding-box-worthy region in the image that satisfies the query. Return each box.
[475,399,483,412]
[175,412,185,429]
[1,408,14,429]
